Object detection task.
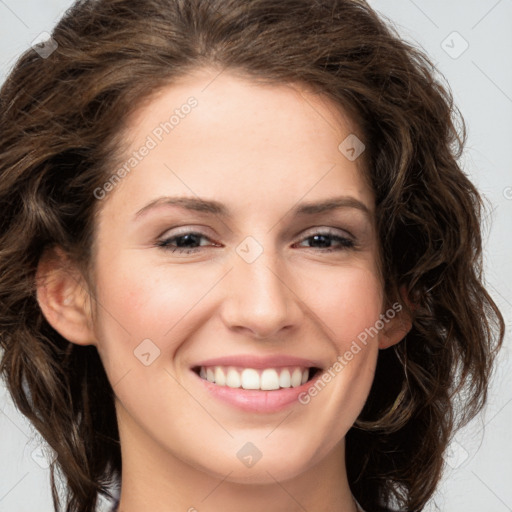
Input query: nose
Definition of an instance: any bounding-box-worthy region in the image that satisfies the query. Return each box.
[219,245,303,339]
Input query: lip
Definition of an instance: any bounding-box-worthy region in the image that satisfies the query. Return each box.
[190,355,324,413]
[191,354,323,370]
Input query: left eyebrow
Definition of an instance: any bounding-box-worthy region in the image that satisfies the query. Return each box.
[291,196,371,218]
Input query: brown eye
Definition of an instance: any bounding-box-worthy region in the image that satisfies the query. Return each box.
[295,231,355,252]
[156,231,217,254]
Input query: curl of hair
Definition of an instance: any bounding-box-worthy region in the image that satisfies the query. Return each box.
[0,1,504,511]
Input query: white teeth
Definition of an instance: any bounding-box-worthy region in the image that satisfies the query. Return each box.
[226,368,241,388]
[197,365,312,390]
[291,368,303,387]
[260,369,280,390]
[214,366,226,386]
[279,368,291,388]
[241,368,260,390]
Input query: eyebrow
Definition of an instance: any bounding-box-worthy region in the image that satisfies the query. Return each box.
[134,195,371,220]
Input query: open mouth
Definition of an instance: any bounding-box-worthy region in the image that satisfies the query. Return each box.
[192,365,322,391]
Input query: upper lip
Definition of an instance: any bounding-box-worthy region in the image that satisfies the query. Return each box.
[191,354,323,370]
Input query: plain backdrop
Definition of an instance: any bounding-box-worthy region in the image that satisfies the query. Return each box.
[0,1,511,511]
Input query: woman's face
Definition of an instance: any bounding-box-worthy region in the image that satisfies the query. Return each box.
[88,68,397,485]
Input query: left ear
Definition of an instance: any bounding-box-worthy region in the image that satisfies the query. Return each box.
[378,286,413,350]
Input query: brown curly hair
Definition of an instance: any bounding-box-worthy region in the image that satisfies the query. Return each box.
[0,0,504,511]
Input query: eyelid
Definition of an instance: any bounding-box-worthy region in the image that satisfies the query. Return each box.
[157,225,217,240]
[298,225,355,241]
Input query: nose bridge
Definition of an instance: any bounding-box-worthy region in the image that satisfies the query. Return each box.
[221,235,300,338]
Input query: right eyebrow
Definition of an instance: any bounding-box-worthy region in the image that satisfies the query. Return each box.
[134,196,229,220]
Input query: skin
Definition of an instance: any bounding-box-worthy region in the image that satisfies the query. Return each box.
[36,68,410,512]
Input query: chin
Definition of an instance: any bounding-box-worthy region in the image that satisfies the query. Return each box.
[200,444,324,485]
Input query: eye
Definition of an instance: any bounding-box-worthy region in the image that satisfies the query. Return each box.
[294,230,355,252]
[155,228,356,255]
[156,231,217,254]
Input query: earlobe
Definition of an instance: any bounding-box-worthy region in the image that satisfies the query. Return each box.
[378,312,412,349]
[378,286,413,350]
[35,247,96,346]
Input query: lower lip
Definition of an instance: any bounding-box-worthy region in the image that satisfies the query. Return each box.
[192,369,322,413]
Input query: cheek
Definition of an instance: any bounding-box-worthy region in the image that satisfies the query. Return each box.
[94,254,211,335]
[291,268,382,461]
[90,252,229,382]
[304,264,384,345]
[299,266,382,403]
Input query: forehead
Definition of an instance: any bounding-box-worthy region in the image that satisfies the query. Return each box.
[99,68,373,221]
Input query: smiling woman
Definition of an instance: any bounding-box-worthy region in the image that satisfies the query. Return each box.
[0,1,505,512]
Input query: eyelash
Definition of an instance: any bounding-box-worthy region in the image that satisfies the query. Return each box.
[155,229,355,254]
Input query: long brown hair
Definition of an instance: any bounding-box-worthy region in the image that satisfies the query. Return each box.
[0,1,504,511]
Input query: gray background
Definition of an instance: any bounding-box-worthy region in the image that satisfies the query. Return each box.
[0,1,511,511]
